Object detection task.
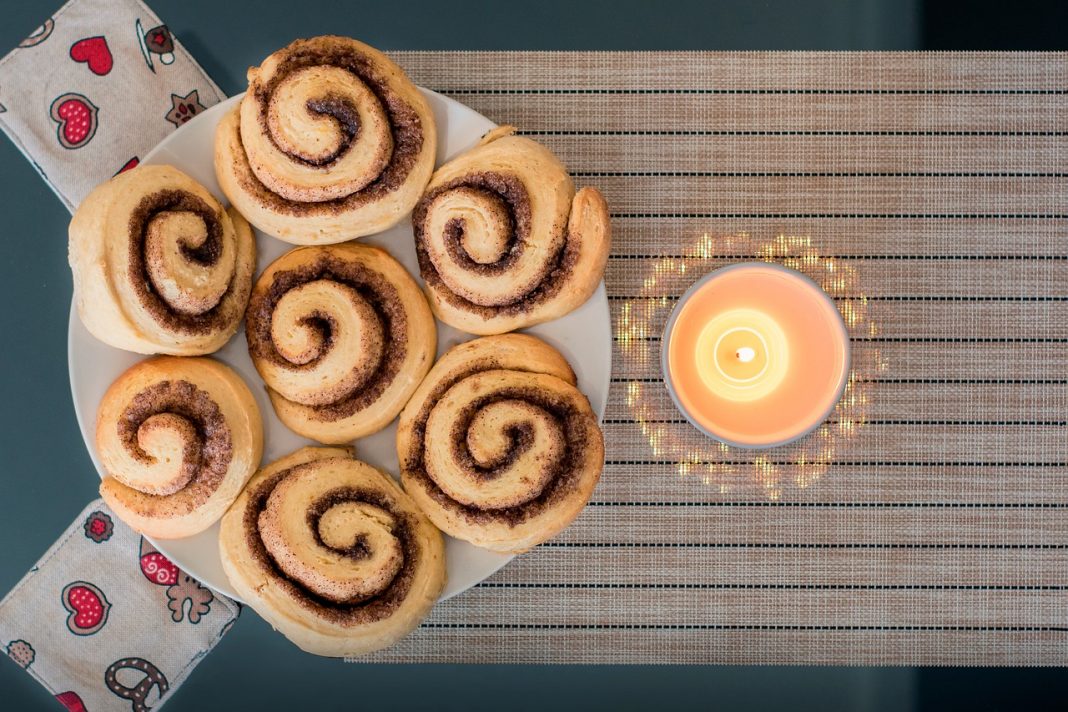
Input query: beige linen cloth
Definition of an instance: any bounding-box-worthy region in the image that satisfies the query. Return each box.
[0,501,239,711]
[0,0,224,210]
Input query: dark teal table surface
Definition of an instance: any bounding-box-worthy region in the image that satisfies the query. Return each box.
[1,1,1065,709]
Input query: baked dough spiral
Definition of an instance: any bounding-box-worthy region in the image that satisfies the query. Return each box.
[412,126,610,335]
[398,334,604,552]
[246,243,436,443]
[69,165,256,355]
[96,356,263,539]
[219,446,445,657]
[214,35,436,244]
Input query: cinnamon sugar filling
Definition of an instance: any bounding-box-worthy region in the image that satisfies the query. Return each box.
[115,379,234,509]
[243,467,418,623]
[413,171,577,317]
[239,45,424,213]
[407,377,592,527]
[283,94,362,167]
[245,255,408,421]
[127,190,238,334]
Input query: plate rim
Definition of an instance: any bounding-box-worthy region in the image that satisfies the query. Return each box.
[67,88,612,602]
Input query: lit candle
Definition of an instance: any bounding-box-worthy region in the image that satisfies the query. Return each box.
[663,262,850,448]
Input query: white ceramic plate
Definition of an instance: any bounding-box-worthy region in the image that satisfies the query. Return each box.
[68,90,611,601]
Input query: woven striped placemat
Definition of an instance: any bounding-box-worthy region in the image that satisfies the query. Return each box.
[365,52,1067,665]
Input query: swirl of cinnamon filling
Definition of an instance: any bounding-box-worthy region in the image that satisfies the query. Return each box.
[96,356,264,538]
[219,446,445,657]
[412,126,611,335]
[214,35,436,245]
[69,165,256,355]
[398,334,605,553]
[246,243,436,443]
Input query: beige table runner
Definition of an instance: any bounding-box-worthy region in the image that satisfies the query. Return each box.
[368,52,1067,665]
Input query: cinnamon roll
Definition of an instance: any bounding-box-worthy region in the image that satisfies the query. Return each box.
[214,35,436,244]
[246,243,436,443]
[398,334,605,553]
[219,446,445,657]
[69,165,256,355]
[412,126,611,335]
[96,356,263,539]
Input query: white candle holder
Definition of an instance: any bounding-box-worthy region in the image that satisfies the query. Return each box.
[661,262,852,450]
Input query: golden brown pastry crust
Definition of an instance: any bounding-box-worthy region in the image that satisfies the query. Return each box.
[245,243,436,443]
[219,446,446,657]
[398,334,605,552]
[214,35,436,244]
[412,126,610,335]
[69,165,255,355]
[96,356,263,538]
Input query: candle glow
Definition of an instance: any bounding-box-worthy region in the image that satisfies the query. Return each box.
[664,262,850,448]
[615,232,886,498]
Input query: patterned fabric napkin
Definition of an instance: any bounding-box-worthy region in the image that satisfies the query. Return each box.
[0,501,240,711]
[0,0,224,211]
[0,0,238,707]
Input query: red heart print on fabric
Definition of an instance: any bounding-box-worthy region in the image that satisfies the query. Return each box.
[116,157,140,175]
[55,691,87,712]
[61,581,111,636]
[69,36,113,76]
[139,536,179,585]
[140,552,179,586]
[49,93,98,149]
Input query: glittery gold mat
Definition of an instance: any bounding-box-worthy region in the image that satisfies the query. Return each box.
[364,52,1068,665]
